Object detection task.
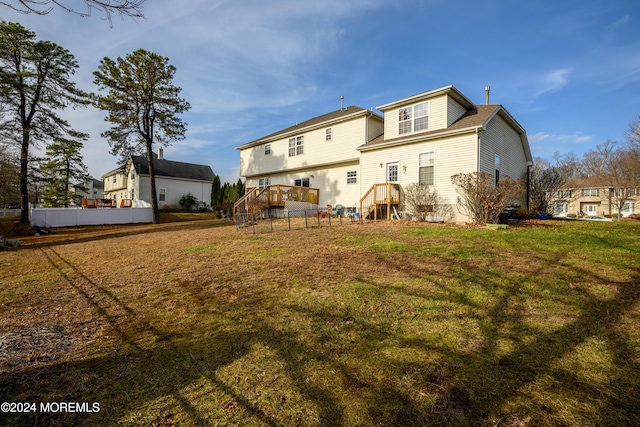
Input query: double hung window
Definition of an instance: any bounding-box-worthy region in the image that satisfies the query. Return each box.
[288,136,304,157]
[418,152,434,185]
[398,102,428,135]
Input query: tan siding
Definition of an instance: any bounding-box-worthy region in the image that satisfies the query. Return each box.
[240,116,368,177]
[381,94,449,140]
[429,94,448,130]
[368,115,384,141]
[447,97,468,126]
[360,132,478,222]
[480,114,527,180]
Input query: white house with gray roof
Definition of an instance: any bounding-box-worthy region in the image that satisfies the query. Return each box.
[102,149,214,209]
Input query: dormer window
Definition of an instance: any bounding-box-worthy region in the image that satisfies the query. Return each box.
[399,102,429,135]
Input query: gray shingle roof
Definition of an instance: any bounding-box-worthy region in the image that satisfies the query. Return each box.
[237,106,373,149]
[131,154,214,182]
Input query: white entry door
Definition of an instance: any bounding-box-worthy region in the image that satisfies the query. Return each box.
[582,204,598,215]
[387,162,399,183]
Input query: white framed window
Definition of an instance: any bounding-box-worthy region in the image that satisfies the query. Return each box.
[264,144,271,155]
[554,190,571,198]
[288,136,304,157]
[159,189,166,201]
[398,102,428,135]
[130,171,135,181]
[582,189,599,197]
[413,102,428,132]
[326,128,332,141]
[112,175,116,183]
[398,107,412,134]
[347,171,357,184]
[614,201,636,215]
[418,152,434,185]
[294,178,310,187]
[495,155,500,186]
[258,177,271,189]
[554,202,568,215]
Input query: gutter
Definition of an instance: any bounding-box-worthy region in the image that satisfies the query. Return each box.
[358,126,481,152]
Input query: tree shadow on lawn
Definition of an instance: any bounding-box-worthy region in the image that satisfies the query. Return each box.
[1,237,639,426]
[16,218,235,250]
[369,233,640,425]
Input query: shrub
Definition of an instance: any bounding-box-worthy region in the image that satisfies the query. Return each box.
[179,192,198,210]
[402,183,451,221]
[451,172,524,225]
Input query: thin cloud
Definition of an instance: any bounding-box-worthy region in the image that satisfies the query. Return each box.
[530,131,592,145]
[535,69,572,97]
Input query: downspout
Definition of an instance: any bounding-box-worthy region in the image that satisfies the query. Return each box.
[526,164,531,217]
[476,127,481,174]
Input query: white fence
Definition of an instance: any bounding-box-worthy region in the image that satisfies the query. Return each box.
[0,208,21,218]
[31,207,153,228]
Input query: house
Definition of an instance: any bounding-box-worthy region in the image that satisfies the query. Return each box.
[102,149,214,209]
[550,176,639,218]
[74,178,104,201]
[236,85,532,223]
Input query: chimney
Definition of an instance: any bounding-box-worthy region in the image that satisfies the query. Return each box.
[341,95,345,111]
[485,86,491,105]
[158,147,164,160]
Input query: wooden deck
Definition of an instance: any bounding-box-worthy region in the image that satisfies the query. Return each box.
[234,185,320,217]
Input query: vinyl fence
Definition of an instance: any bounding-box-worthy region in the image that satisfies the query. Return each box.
[31,207,153,228]
[0,208,21,218]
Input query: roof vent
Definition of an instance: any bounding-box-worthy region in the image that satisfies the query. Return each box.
[158,147,164,160]
[485,86,491,105]
[341,95,345,111]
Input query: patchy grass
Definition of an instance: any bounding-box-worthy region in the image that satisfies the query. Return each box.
[0,219,639,426]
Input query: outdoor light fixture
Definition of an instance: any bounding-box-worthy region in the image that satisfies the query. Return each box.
[403,164,407,172]
[379,162,383,168]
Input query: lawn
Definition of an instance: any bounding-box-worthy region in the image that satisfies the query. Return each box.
[1,218,639,426]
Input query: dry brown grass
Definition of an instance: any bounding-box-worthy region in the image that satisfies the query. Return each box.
[1,217,639,426]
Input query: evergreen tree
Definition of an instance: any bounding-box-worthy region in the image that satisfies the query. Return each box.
[93,49,190,224]
[210,173,221,208]
[39,137,90,207]
[0,22,88,222]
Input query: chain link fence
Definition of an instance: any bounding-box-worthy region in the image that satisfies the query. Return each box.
[235,208,362,233]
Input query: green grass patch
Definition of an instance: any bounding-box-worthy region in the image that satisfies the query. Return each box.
[1,220,639,426]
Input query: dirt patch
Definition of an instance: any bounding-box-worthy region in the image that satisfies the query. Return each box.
[0,323,74,373]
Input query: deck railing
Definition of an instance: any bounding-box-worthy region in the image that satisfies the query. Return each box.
[359,183,401,220]
[233,185,320,217]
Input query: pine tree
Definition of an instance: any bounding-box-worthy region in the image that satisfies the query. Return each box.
[39,137,90,207]
[0,22,88,222]
[93,49,190,224]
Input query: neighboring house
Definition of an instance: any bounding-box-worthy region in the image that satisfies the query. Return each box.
[550,177,640,218]
[75,178,104,202]
[102,149,214,209]
[237,85,533,223]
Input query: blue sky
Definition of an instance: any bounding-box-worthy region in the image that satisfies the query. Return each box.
[2,0,639,183]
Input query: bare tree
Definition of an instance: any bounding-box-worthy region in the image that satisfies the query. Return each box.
[451,172,524,225]
[402,183,450,221]
[627,114,640,152]
[602,148,639,220]
[0,0,145,25]
[553,151,582,181]
[529,157,564,215]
